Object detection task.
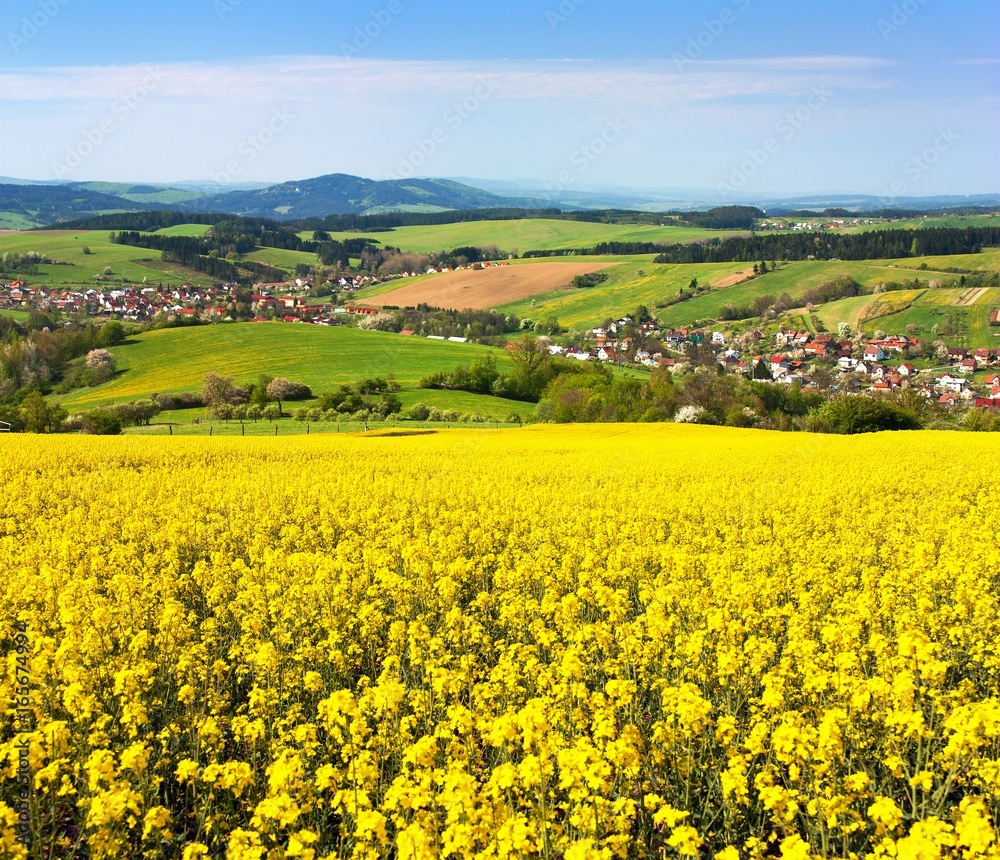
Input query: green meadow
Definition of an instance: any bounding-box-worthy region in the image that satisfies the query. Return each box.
[306,219,749,255]
[0,229,215,288]
[844,214,1000,233]
[493,259,948,330]
[55,323,522,412]
[242,247,319,271]
[153,224,214,237]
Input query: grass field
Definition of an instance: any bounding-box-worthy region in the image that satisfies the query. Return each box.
[153,224,214,237]
[242,246,319,271]
[0,212,40,230]
[845,214,1000,233]
[846,287,1000,347]
[879,247,1000,273]
[55,323,522,412]
[490,253,1000,331]
[307,219,750,254]
[809,290,923,332]
[493,259,913,330]
[0,229,215,288]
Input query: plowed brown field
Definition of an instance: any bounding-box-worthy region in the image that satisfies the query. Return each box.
[368,262,618,310]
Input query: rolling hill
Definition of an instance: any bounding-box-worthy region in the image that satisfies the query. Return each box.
[176,174,546,219]
[55,323,520,412]
[0,174,549,227]
[0,183,158,228]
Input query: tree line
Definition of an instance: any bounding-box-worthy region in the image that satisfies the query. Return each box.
[517,226,999,263]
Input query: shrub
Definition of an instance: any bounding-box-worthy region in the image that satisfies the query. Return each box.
[82,408,123,435]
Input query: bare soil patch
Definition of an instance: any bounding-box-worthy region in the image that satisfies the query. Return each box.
[713,267,759,289]
[368,262,618,311]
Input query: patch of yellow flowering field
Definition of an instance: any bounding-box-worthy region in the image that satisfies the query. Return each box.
[1,426,998,859]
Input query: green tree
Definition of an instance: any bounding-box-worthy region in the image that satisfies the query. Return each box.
[633,305,653,325]
[508,335,552,400]
[82,408,122,435]
[809,396,922,435]
[130,399,161,426]
[96,321,126,347]
[21,392,65,434]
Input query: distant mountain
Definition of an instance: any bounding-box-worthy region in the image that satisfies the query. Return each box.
[452,178,1000,213]
[0,174,548,227]
[0,176,70,187]
[176,174,550,219]
[0,183,163,227]
[165,180,274,194]
[3,171,997,230]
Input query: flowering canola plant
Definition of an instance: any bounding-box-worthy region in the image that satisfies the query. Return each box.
[1,425,998,859]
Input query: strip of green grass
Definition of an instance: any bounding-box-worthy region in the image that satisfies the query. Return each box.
[153,224,213,237]
[307,219,750,255]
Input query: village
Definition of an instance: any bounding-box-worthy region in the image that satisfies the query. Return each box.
[548,321,1000,410]
[3,276,999,412]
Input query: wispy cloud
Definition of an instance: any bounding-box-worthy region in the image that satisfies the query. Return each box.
[0,55,897,107]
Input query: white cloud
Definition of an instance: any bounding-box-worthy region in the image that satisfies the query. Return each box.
[0,55,897,106]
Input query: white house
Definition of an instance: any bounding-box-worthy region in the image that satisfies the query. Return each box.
[863,345,888,362]
[939,374,969,394]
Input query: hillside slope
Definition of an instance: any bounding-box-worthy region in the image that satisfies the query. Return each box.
[177,174,544,219]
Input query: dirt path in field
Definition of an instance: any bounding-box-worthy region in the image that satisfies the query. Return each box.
[957,287,989,307]
[366,262,618,310]
[713,267,758,288]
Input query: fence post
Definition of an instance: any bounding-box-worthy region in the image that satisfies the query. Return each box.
[242,423,245,437]
[274,425,278,436]
[209,426,212,437]
[307,424,310,435]
[169,425,172,436]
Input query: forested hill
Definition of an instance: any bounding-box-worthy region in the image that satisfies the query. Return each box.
[174,174,548,219]
[4,175,548,228]
[0,183,159,225]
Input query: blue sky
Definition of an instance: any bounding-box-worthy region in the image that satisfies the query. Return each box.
[1,0,997,198]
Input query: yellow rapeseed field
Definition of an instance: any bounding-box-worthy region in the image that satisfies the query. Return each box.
[1,426,998,859]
